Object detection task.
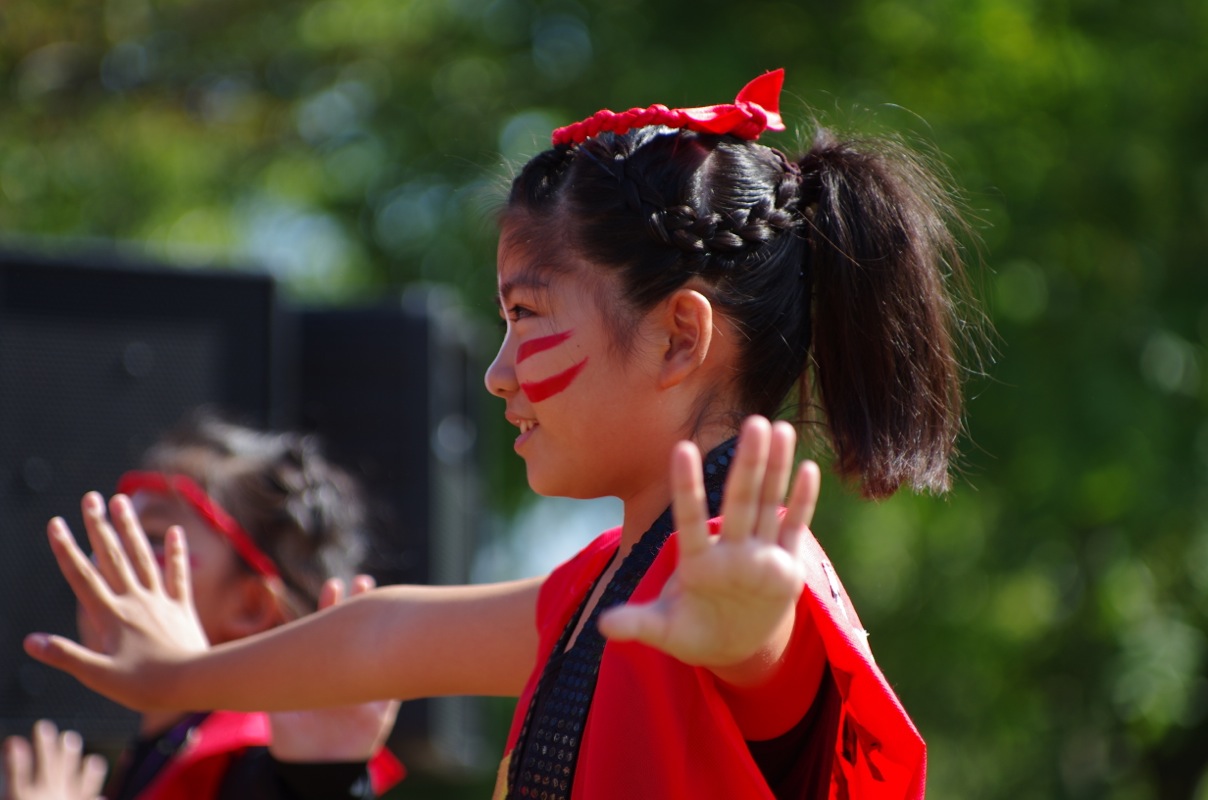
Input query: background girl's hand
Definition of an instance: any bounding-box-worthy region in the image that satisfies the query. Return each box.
[268,575,400,762]
[24,492,210,710]
[2,720,107,800]
[599,417,819,680]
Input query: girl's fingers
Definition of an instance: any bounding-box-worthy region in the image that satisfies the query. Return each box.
[162,526,193,606]
[80,492,136,593]
[598,602,669,649]
[318,578,345,611]
[31,719,57,778]
[350,574,376,596]
[110,494,161,592]
[48,518,117,623]
[754,421,796,544]
[780,460,821,557]
[670,441,710,556]
[59,727,84,763]
[23,634,118,696]
[6,722,109,794]
[718,417,771,544]
[81,751,109,795]
[4,734,33,789]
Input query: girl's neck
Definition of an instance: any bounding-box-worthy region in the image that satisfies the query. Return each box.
[616,426,735,555]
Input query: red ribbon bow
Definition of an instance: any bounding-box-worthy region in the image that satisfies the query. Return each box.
[551,69,786,146]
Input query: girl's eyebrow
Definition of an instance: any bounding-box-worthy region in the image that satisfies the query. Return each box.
[497,273,552,306]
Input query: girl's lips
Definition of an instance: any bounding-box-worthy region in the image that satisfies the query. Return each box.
[514,421,539,450]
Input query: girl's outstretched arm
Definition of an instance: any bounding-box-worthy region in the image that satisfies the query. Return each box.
[266,575,400,763]
[598,416,827,738]
[25,493,541,713]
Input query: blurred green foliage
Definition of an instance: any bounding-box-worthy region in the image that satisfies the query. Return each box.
[3,0,1208,797]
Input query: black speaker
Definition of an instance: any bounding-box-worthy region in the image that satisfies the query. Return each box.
[0,250,277,743]
[291,284,484,767]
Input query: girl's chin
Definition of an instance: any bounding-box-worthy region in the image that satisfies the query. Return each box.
[524,470,599,501]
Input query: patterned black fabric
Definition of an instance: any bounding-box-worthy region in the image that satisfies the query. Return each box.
[105,712,375,800]
[506,439,736,799]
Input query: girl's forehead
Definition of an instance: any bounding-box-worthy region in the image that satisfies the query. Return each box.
[131,491,212,536]
[495,244,575,297]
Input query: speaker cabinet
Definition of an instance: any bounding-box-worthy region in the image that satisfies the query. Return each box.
[0,250,276,743]
[0,255,484,769]
[293,285,484,767]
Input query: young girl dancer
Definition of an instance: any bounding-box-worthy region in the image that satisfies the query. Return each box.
[8,412,403,800]
[25,70,974,799]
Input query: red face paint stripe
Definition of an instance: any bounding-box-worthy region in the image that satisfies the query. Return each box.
[516,329,573,364]
[521,358,588,403]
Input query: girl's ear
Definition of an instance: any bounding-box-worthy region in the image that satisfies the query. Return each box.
[658,288,714,389]
[221,576,287,640]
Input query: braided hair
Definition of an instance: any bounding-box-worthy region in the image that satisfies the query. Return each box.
[140,409,369,615]
[505,124,973,498]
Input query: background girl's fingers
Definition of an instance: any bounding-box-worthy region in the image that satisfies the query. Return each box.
[780,460,821,556]
[30,719,57,780]
[80,492,136,593]
[350,574,376,596]
[81,752,109,795]
[318,577,345,611]
[718,416,770,544]
[3,734,33,789]
[670,441,710,556]
[59,727,84,762]
[162,526,193,605]
[753,421,796,543]
[48,518,116,621]
[110,494,161,591]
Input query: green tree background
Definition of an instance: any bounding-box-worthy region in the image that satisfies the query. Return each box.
[3,0,1207,797]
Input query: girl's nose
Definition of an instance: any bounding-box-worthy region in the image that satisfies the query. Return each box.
[484,340,517,398]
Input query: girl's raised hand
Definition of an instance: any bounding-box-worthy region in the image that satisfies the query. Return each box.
[268,575,401,763]
[2,720,107,800]
[599,417,819,681]
[24,493,210,710]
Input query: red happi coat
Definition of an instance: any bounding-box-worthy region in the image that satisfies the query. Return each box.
[501,521,926,800]
[135,711,405,800]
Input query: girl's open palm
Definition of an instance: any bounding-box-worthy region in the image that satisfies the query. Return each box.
[268,576,401,762]
[24,492,209,710]
[599,417,819,675]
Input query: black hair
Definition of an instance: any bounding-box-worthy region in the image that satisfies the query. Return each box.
[505,122,977,498]
[140,409,369,613]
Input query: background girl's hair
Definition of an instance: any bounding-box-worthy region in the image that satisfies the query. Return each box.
[141,408,369,611]
[507,121,980,498]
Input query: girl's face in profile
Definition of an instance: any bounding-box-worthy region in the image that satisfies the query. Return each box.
[485,227,674,507]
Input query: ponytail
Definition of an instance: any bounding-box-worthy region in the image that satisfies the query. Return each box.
[799,129,969,498]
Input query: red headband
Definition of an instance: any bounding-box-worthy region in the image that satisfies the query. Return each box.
[117,471,280,580]
[551,69,786,147]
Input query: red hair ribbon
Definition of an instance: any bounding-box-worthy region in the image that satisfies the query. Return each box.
[551,69,786,146]
[117,471,280,580]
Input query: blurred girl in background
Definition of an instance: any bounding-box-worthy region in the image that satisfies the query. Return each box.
[6,411,403,800]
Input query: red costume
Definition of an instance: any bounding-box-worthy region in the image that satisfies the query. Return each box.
[129,711,404,800]
[501,522,925,800]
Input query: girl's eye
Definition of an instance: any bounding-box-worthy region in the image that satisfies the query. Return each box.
[507,305,534,322]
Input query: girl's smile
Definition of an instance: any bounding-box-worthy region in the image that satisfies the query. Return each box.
[486,230,676,510]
